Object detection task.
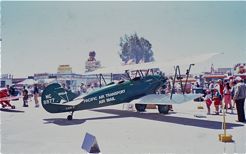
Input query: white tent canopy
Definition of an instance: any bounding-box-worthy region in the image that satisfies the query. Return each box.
[37,78,56,84]
[17,79,38,85]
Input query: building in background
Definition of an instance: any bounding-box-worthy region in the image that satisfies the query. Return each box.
[0,74,13,87]
[57,65,72,74]
[233,63,246,80]
[85,51,101,73]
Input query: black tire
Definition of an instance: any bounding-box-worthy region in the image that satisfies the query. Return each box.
[11,105,15,109]
[135,104,146,112]
[158,105,169,114]
[67,115,73,120]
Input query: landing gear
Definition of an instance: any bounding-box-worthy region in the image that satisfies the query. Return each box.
[158,105,169,114]
[135,104,146,112]
[11,105,15,109]
[1,104,6,108]
[67,111,74,120]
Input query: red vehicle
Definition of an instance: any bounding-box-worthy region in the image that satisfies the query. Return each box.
[0,88,17,109]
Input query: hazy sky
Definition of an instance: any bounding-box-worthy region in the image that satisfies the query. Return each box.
[1,1,246,78]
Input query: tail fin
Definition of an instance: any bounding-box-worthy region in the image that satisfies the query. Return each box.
[41,83,78,113]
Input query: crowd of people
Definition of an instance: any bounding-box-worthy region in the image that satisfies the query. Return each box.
[154,75,246,123]
[203,77,246,122]
[4,84,40,108]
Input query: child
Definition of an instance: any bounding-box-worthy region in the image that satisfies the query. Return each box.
[212,89,221,115]
[204,89,212,115]
[223,82,233,113]
[23,88,29,107]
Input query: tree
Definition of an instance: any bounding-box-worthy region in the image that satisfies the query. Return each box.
[119,33,154,64]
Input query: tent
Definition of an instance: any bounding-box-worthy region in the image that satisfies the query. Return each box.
[37,78,56,84]
[17,79,38,85]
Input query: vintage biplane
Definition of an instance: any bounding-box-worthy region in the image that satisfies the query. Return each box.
[0,88,20,109]
[41,53,219,120]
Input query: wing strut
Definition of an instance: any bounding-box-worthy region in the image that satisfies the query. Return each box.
[170,64,194,99]
[183,64,195,94]
[96,74,107,88]
[170,66,179,99]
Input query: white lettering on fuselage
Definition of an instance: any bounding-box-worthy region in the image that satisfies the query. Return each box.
[106,97,116,102]
[65,106,73,110]
[84,89,126,104]
[58,91,67,96]
[84,96,98,103]
[105,90,125,97]
[43,98,55,105]
[45,94,52,99]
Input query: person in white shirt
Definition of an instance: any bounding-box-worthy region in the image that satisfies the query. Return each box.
[233,77,246,122]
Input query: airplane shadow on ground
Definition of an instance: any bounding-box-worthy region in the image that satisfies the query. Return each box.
[43,109,244,129]
[0,108,24,113]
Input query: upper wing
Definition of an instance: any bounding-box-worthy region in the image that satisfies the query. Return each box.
[85,52,222,75]
[131,93,203,105]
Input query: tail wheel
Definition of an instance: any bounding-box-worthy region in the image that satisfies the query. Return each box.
[135,104,146,112]
[67,111,74,120]
[67,115,73,120]
[158,105,169,114]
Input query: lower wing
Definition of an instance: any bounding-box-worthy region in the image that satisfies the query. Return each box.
[132,94,202,105]
[0,96,22,102]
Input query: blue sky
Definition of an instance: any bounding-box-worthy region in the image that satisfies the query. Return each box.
[1,1,246,77]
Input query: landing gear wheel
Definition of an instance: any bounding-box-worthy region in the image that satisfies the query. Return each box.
[11,105,15,109]
[158,105,169,114]
[67,111,74,120]
[67,115,73,120]
[135,104,147,112]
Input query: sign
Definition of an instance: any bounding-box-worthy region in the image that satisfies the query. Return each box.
[81,133,100,153]
[57,65,72,74]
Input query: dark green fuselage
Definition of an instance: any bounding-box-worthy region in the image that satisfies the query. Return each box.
[41,75,164,113]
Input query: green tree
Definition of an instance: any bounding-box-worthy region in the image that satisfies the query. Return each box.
[119,33,154,64]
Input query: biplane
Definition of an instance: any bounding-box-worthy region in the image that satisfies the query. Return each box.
[41,53,219,120]
[0,88,19,109]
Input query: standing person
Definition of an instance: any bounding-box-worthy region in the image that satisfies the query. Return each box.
[215,79,224,112]
[208,81,214,91]
[223,82,233,113]
[86,84,94,93]
[212,89,221,115]
[80,83,87,94]
[6,85,10,95]
[33,84,39,107]
[27,86,33,101]
[204,89,212,115]
[233,77,246,122]
[22,86,29,107]
[230,80,236,109]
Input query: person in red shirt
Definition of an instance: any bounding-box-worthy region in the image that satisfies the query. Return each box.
[212,89,221,115]
[223,82,233,113]
[204,89,212,115]
[215,79,224,113]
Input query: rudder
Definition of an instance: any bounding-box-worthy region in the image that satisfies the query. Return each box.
[41,83,77,113]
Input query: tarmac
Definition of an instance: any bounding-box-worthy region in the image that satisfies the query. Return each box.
[1,98,246,154]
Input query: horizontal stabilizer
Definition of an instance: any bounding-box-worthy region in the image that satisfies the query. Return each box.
[41,103,75,113]
[132,94,202,105]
